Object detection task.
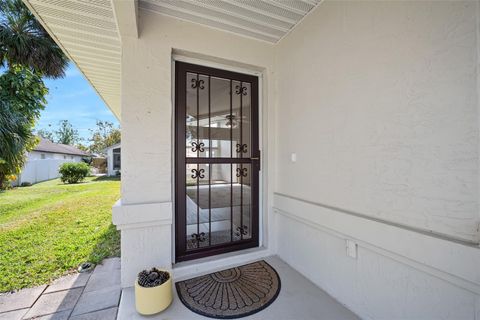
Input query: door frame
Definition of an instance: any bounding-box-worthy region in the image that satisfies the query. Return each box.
[173,59,263,263]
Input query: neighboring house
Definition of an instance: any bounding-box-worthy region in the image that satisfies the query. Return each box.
[15,138,89,185]
[105,143,121,176]
[25,1,480,319]
[31,138,88,162]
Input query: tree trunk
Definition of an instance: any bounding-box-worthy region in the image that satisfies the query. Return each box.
[0,173,7,190]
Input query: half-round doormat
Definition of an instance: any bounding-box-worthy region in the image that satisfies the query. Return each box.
[175,260,281,319]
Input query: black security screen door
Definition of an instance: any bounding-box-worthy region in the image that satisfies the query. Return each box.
[175,62,260,262]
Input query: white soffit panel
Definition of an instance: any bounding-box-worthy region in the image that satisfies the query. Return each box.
[23,0,322,119]
[139,0,323,43]
[24,0,121,119]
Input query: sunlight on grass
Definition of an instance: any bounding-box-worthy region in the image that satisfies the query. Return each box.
[0,177,120,292]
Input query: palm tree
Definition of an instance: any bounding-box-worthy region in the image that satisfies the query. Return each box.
[0,0,68,78]
[0,101,36,189]
[0,66,47,189]
[0,0,66,188]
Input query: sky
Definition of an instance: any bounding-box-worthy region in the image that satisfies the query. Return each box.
[35,63,119,140]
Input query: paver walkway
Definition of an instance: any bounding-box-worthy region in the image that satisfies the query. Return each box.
[0,258,120,320]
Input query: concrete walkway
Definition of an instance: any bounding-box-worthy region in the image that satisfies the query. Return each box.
[0,258,121,320]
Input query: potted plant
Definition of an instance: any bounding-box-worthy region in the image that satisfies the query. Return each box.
[135,267,172,315]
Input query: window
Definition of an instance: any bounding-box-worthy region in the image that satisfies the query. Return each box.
[64,155,66,159]
[41,154,46,159]
[113,148,121,170]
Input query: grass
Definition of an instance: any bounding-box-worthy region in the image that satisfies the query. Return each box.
[0,176,121,292]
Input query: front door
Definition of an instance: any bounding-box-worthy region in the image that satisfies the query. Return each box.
[175,62,260,262]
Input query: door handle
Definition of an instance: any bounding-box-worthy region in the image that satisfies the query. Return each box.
[251,157,260,160]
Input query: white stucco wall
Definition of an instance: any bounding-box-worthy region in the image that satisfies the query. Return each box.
[276,0,479,244]
[115,10,277,287]
[114,1,480,318]
[107,147,114,177]
[274,1,480,319]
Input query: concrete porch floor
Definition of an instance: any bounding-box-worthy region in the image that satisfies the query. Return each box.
[118,256,360,320]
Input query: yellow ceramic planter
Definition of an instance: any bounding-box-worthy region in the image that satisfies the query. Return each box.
[135,272,173,315]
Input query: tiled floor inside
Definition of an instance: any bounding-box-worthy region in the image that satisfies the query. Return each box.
[118,256,360,320]
[0,258,121,320]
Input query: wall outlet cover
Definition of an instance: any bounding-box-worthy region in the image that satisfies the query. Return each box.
[346,239,358,259]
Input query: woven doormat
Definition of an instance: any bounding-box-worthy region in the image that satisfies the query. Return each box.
[176,260,281,319]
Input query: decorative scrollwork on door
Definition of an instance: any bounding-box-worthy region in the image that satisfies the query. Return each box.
[236,167,247,178]
[236,143,248,154]
[191,232,206,243]
[177,62,259,260]
[191,141,205,153]
[235,85,247,95]
[191,79,205,89]
[236,225,248,237]
[191,168,205,179]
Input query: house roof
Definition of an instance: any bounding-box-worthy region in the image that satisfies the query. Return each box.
[33,138,90,157]
[23,0,121,119]
[104,142,121,153]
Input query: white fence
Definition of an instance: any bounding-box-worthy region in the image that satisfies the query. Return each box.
[14,159,73,186]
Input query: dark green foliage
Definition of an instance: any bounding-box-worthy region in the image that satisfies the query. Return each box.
[59,162,91,184]
[20,182,32,187]
[0,0,67,189]
[0,66,47,122]
[0,0,68,78]
[0,66,46,189]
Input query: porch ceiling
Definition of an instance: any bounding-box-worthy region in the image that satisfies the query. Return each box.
[23,0,122,119]
[23,0,322,119]
[139,0,323,43]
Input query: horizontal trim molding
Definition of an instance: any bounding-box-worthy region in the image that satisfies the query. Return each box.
[112,199,172,230]
[273,193,480,294]
[275,193,479,246]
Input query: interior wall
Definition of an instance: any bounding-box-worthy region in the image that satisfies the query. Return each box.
[274,1,480,319]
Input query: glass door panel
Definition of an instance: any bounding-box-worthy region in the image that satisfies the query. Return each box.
[176,62,259,262]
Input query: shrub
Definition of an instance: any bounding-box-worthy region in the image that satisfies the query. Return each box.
[59,162,91,184]
[1,175,16,190]
[20,182,32,187]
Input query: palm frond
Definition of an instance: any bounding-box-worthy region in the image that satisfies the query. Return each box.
[0,0,68,78]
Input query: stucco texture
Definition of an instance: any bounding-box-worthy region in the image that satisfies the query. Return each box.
[275,0,480,243]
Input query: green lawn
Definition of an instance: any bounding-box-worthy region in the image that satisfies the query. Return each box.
[0,176,120,292]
